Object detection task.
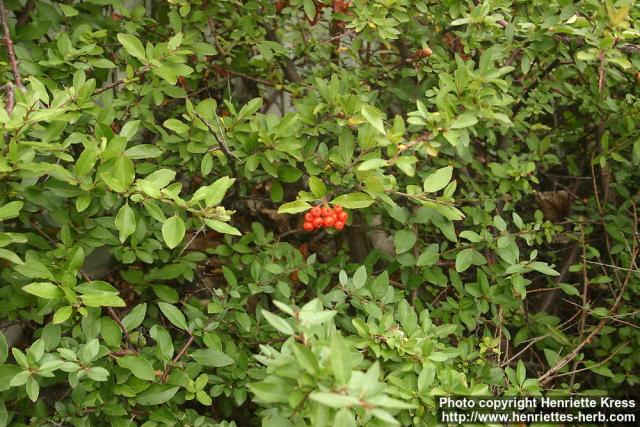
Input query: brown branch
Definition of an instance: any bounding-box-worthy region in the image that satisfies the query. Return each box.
[214,66,293,93]
[2,81,14,114]
[569,225,590,389]
[555,340,629,379]
[0,0,22,88]
[93,65,150,96]
[16,0,34,27]
[192,110,239,162]
[539,243,580,314]
[538,247,638,387]
[160,334,194,382]
[107,307,130,343]
[512,58,561,115]
[597,50,606,93]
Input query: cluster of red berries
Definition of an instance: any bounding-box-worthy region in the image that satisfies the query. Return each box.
[303,205,348,231]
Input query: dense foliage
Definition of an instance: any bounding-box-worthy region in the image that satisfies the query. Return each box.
[0,0,639,425]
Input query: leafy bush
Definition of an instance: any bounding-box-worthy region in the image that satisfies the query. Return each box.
[0,0,639,425]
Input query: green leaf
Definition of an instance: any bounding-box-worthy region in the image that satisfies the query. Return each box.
[308,176,326,198]
[529,261,560,276]
[204,176,235,207]
[394,230,417,254]
[121,303,147,331]
[22,282,63,300]
[303,0,316,21]
[137,385,180,406]
[53,306,73,324]
[361,105,386,134]
[162,215,185,249]
[163,118,190,134]
[117,355,156,381]
[117,33,146,60]
[330,332,351,384]
[236,98,263,122]
[158,302,189,331]
[81,293,126,307]
[417,243,440,266]
[103,156,135,192]
[455,248,486,272]
[101,318,123,347]
[25,376,39,402]
[0,332,7,364]
[150,326,174,361]
[423,166,453,193]
[168,32,183,50]
[352,266,367,289]
[146,169,176,189]
[191,348,234,367]
[559,283,581,297]
[330,192,374,209]
[115,203,136,243]
[0,201,23,222]
[277,200,312,214]
[0,399,7,427]
[204,219,241,236]
[334,409,357,427]
[291,343,319,374]
[0,248,23,265]
[309,392,359,408]
[87,367,110,381]
[450,113,478,129]
[278,165,303,183]
[357,158,387,171]
[124,144,163,159]
[120,121,140,141]
[261,310,294,335]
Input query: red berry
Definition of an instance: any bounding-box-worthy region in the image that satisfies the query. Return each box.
[323,216,335,227]
[334,220,345,231]
[303,222,313,231]
[338,211,348,222]
[313,217,324,228]
[333,205,343,214]
[311,206,321,217]
[322,207,332,217]
[304,213,313,221]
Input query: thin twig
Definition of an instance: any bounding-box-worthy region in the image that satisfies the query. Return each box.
[556,340,629,379]
[538,247,638,387]
[0,0,22,88]
[597,50,606,92]
[179,224,206,256]
[107,307,131,343]
[512,58,561,115]
[584,259,640,273]
[570,225,590,389]
[160,334,194,382]
[501,335,548,368]
[93,65,150,96]
[192,109,239,182]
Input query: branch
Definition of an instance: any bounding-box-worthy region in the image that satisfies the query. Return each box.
[107,307,130,343]
[160,334,194,382]
[0,0,22,88]
[192,109,238,160]
[93,65,150,95]
[538,247,638,387]
[212,65,293,93]
[16,0,34,27]
[512,58,561,115]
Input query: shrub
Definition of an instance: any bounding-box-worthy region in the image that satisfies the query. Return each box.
[0,0,639,425]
